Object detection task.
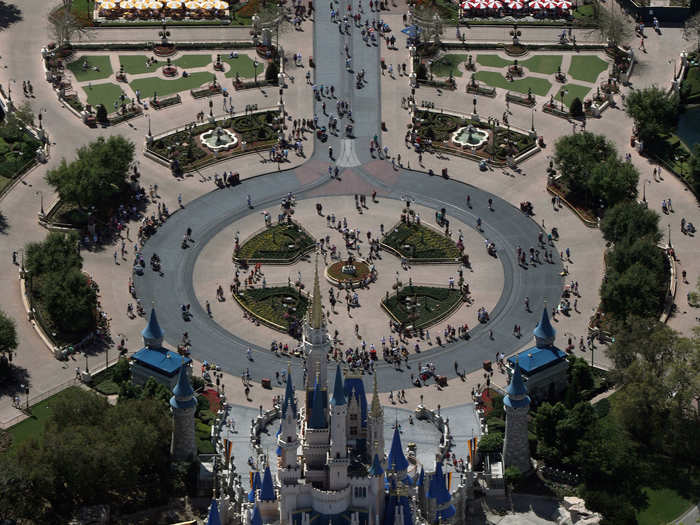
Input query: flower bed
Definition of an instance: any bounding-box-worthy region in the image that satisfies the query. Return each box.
[417,78,456,90]
[542,102,571,119]
[234,78,278,90]
[382,285,463,329]
[234,286,309,335]
[108,106,143,126]
[382,221,460,262]
[506,90,536,107]
[235,222,315,262]
[152,93,181,110]
[148,111,278,171]
[191,84,223,98]
[326,259,372,286]
[466,84,497,97]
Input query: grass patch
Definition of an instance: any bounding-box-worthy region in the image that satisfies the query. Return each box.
[637,487,694,525]
[67,55,113,82]
[554,83,591,107]
[573,3,596,23]
[520,55,562,75]
[568,55,608,83]
[236,286,309,333]
[236,222,315,261]
[221,54,261,79]
[119,55,158,75]
[83,82,126,110]
[173,54,213,69]
[129,71,212,98]
[382,285,463,329]
[475,71,552,96]
[477,54,513,68]
[383,222,460,260]
[431,54,467,78]
[7,387,82,453]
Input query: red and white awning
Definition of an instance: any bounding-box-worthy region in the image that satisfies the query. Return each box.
[528,0,546,8]
[540,0,560,7]
[467,0,489,8]
[555,0,573,8]
[486,0,503,8]
[505,0,524,9]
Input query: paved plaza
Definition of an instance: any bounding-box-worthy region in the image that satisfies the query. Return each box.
[0,0,699,434]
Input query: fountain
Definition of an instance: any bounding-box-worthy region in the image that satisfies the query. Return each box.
[452,124,489,150]
[200,126,239,152]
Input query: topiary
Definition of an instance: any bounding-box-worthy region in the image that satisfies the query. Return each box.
[265,60,280,82]
[416,63,428,81]
[570,97,584,117]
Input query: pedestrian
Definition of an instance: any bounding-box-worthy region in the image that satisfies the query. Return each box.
[178,193,183,208]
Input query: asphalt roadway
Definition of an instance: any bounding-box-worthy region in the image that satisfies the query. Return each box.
[134,0,563,392]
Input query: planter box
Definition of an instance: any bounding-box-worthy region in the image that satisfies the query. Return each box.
[542,103,570,119]
[506,91,535,107]
[191,85,222,98]
[467,85,496,97]
[152,94,182,110]
[233,79,278,90]
[417,79,456,90]
[108,107,143,126]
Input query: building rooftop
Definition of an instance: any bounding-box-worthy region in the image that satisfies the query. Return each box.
[533,306,556,342]
[506,346,567,374]
[132,347,191,376]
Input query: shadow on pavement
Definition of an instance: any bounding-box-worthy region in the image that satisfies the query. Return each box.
[0,1,22,30]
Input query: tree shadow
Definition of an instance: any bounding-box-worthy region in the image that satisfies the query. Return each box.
[0,2,22,30]
[0,363,31,398]
[0,210,8,233]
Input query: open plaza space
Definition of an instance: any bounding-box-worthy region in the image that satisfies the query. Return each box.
[0,0,698,522]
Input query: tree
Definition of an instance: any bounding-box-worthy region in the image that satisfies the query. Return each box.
[412,1,443,45]
[45,136,135,211]
[597,4,633,47]
[416,63,428,80]
[42,268,97,335]
[477,432,503,454]
[504,466,522,489]
[600,201,661,244]
[0,310,18,363]
[588,156,639,207]
[25,231,81,277]
[554,132,616,200]
[565,357,595,406]
[686,143,700,194]
[265,60,279,82]
[48,0,91,48]
[95,104,108,123]
[625,86,679,145]
[601,261,666,320]
[683,11,700,52]
[569,97,583,117]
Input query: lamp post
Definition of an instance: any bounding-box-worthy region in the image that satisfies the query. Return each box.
[147,113,152,137]
[35,190,44,216]
[560,89,567,112]
[642,178,649,205]
[472,94,477,116]
[12,150,23,174]
[20,383,29,410]
[8,78,15,103]
[668,223,672,248]
[85,352,89,373]
[531,107,535,133]
[254,59,260,86]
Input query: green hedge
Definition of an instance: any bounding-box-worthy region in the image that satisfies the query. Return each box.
[237,286,309,330]
[383,221,460,260]
[236,222,314,261]
[383,286,462,328]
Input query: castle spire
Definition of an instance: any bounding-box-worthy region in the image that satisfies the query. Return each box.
[370,373,382,417]
[142,307,164,348]
[330,364,346,407]
[311,253,323,329]
[533,301,556,347]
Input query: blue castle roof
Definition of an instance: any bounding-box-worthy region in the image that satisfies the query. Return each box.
[142,307,164,346]
[330,365,346,407]
[533,306,556,343]
[382,494,413,525]
[506,346,567,375]
[132,347,191,377]
[387,426,409,472]
[369,454,384,477]
[428,462,452,506]
[282,371,297,419]
[248,471,261,502]
[504,361,531,409]
[309,379,327,429]
[206,499,222,525]
[416,466,425,487]
[343,376,368,427]
[250,505,262,525]
[260,465,276,501]
[169,359,197,410]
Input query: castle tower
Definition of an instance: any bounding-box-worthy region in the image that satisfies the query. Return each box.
[328,365,349,490]
[386,425,409,478]
[427,462,456,523]
[533,305,556,348]
[304,256,329,414]
[367,374,384,463]
[369,454,386,521]
[303,372,330,485]
[278,365,301,485]
[170,357,197,461]
[502,359,531,474]
[142,307,164,348]
[258,465,279,522]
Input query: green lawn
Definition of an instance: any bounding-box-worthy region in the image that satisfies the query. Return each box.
[220,54,263,79]
[431,54,467,78]
[119,54,213,75]
[173,54,212,69]
[67,55,113,82]
[7,387,81,453]
[568,55,609,83]
[555,83,591,107]
[477,54,513,68]
[520,55,563,75]
[637,487,694,525]
[129,72,213,98]
[477,54,562,75]
[475,71,552,96]
[83,83,127,111]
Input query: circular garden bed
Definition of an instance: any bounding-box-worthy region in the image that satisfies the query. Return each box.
[235,286,309,337]
[234,221,315,263]
[382,222,460,261]
[382,285,463,330]
[326,259,372,286]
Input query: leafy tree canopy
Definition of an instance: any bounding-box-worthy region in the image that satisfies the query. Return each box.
[45,135,135,210]
[25,231,81,277]
[588,156,639,207]
[41,267,97,335]
[554,131,616,199]
[0,310,18,357]
[625,86,679,144]
[600,201,661,244]
[476,431,503,454]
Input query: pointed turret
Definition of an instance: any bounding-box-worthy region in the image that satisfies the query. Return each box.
[308,375,327,429]
[369,453,385,477]
[260,465,277,501]
[416,466,425,487]
[206,499,222,525]
[310,253,323,329]
[330,365,346,407]
[281,363,297,419]
[387,426,408,472]
[503,358,532,474]
[170,358,196,410]
[250,504,262,525]
[142,307,164,348]
[533,304,556,347]
[169,357,196,461]
[504,359,530,409]
[370,374,382,418]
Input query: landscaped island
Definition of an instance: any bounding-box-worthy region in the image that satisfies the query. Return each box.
[382,285,463,330]
[234,221,315,263]
[382,221,460,261]
[234,286,309,337]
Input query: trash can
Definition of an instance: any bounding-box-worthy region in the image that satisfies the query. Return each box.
[261,378,271,389]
